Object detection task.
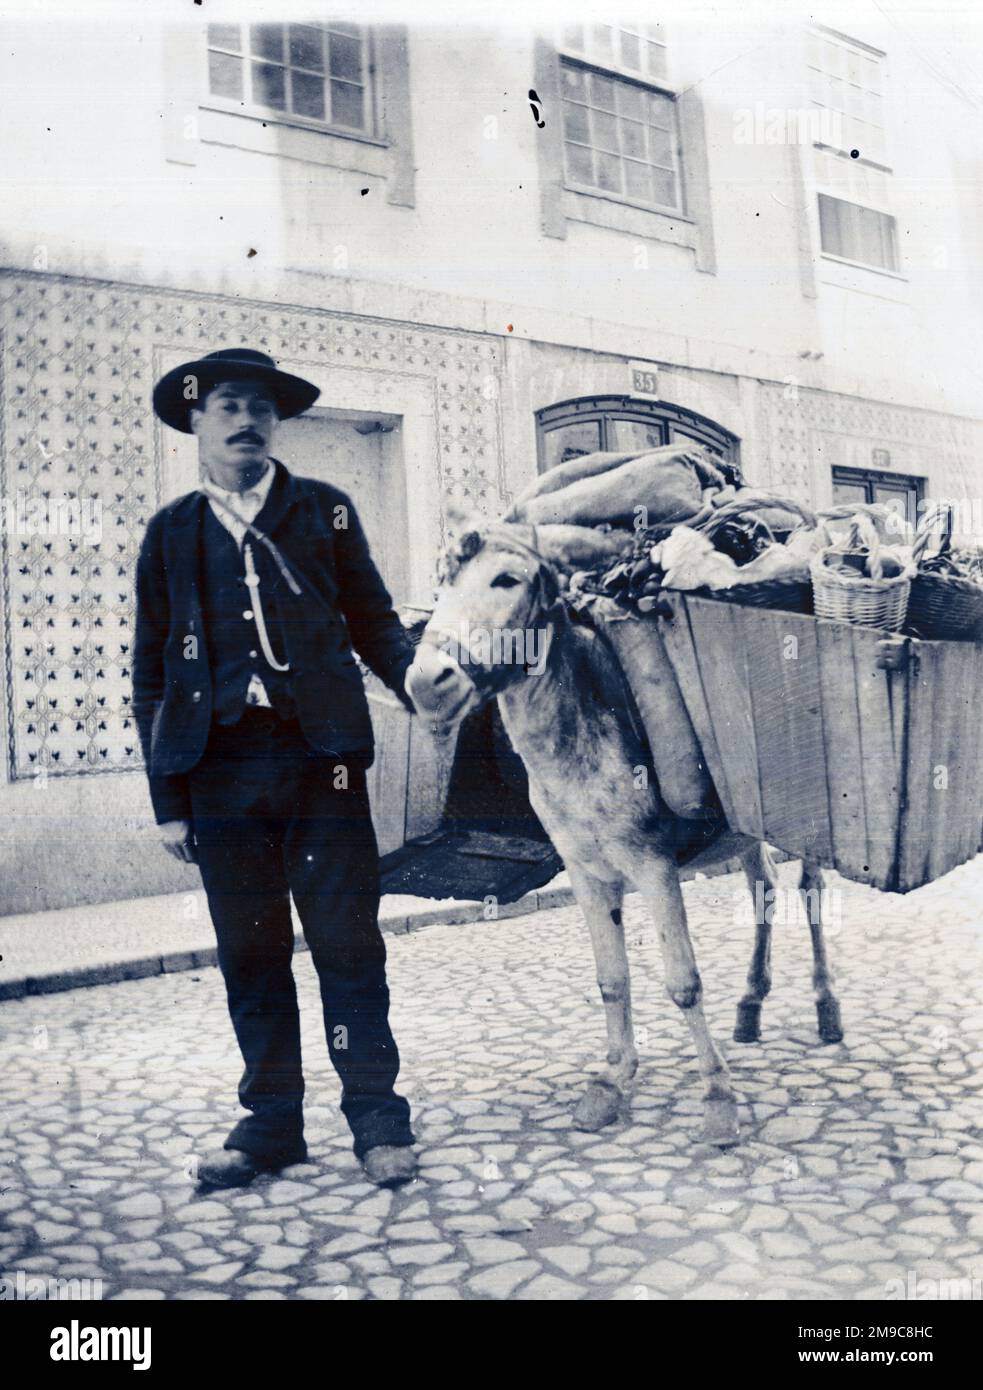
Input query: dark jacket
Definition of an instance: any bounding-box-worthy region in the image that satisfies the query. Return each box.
[132,458,416,824]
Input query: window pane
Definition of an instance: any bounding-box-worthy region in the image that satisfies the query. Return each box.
[623,159,652,201]
[616,82,645,120]
[647,124,674,165]
[562,25,584,50]
[874,485,915,528]
[651,167,677,207]
[647,90,673,128]
[611,419,665,451]
[592,109,619,152]
[620,118,646,159]
[560,63,588,100]
[595,151,622,193]
[619,29,641,69]
[328,22,361,38]
[562,101,590,143]
[253,61,286,110]
[250,24,283,62]
[208,24,241,52]
[818,194,845,254]
[671,425,722,453]
[329,33,363,82]
[589,72,616,112]
[291,70,326,120]
[543,421,602,468]
[833,481,869,507]
[331,79,364,128]
[208,51,243,100]
[289,24,323,72]
[564,140,593,184]
[591,24,615,59]
[647,40,668,79]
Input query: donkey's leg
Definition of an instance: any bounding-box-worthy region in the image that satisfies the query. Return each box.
[567,864,635,1132]
[734,841,780,1043]
[637,853,739,1148]
[800,861,844,1044]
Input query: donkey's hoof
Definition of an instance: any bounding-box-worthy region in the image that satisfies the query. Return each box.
[573,1080,623,1132]
[733,1001,762,1044]
[701,1098,740,1149]
[817,998,844,1044]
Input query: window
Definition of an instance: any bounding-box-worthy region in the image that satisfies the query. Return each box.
[818,194,898,274]
[536,396,739,473]
[832,466,922,528]
[558,24,682,213]
[561,22,668,81]
[808,29,887,163]
[206,22,374,135]
[808,30,899,275]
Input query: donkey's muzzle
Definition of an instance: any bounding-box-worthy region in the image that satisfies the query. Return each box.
[405,640,481,737]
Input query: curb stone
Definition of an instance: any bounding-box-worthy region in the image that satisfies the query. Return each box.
[0,887,577,1001]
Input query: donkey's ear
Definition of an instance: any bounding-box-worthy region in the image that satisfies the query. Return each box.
[443,496,474,533]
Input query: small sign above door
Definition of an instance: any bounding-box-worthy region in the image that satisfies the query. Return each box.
[628,361,659,398]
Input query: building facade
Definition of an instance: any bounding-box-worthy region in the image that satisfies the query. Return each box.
[1,10,981,913]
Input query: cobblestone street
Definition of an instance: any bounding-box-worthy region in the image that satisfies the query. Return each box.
[2,859,982,1302]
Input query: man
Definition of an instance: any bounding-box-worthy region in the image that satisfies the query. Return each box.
[135,347,417,1189]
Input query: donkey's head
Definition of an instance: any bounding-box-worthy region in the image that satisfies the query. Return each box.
[406,522,562,737]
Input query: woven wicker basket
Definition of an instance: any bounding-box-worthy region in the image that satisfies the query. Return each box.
[815,500,914,544]
[905,506,983,641]
[811,513,913,631]
[695,495,816,614]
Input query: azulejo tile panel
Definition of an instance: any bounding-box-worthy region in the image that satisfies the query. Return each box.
[0,271,506,780]
[753,380,982,506]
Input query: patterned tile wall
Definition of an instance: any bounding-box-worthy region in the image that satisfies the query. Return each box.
[0,271,505,781]
[2,270,979,783]
[753,381,983,505]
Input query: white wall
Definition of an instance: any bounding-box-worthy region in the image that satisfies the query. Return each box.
[1,9,980,417]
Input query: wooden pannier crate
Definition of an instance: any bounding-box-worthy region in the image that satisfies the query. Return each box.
[657,592,983,893]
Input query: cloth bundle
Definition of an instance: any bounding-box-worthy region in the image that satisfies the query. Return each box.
[506,443,727,531]
[653,523,816,592]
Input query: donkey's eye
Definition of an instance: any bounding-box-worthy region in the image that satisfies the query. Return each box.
[491,573,522,589]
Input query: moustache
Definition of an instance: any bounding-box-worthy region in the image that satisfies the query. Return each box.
[228,430,264,446]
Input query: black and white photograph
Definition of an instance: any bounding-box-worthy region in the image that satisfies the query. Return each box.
[1,0,982,1343]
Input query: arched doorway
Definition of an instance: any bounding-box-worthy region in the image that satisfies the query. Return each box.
[536,394,740,472]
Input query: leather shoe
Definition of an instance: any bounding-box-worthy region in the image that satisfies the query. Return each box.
[196,1147,303,1190]
[361,1145,418,1188]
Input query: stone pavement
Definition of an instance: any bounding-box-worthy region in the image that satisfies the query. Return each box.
[1,857,982,1301]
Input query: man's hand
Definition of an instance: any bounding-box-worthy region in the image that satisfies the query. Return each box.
[159,820,197,863]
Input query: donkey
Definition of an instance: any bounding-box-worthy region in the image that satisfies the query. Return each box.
[406,521,842,1147]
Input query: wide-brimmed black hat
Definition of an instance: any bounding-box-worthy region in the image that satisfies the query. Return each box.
[152,348,320,433]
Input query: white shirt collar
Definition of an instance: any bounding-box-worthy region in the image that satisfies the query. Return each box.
[202,458,276,510]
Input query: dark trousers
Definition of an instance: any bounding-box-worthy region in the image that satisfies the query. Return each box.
[187,708,414,1162]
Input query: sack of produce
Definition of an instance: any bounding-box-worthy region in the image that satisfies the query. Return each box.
[562,492,817,616]
[532,523,634,573]
[505,443,726,531]
[590,595,718,820]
